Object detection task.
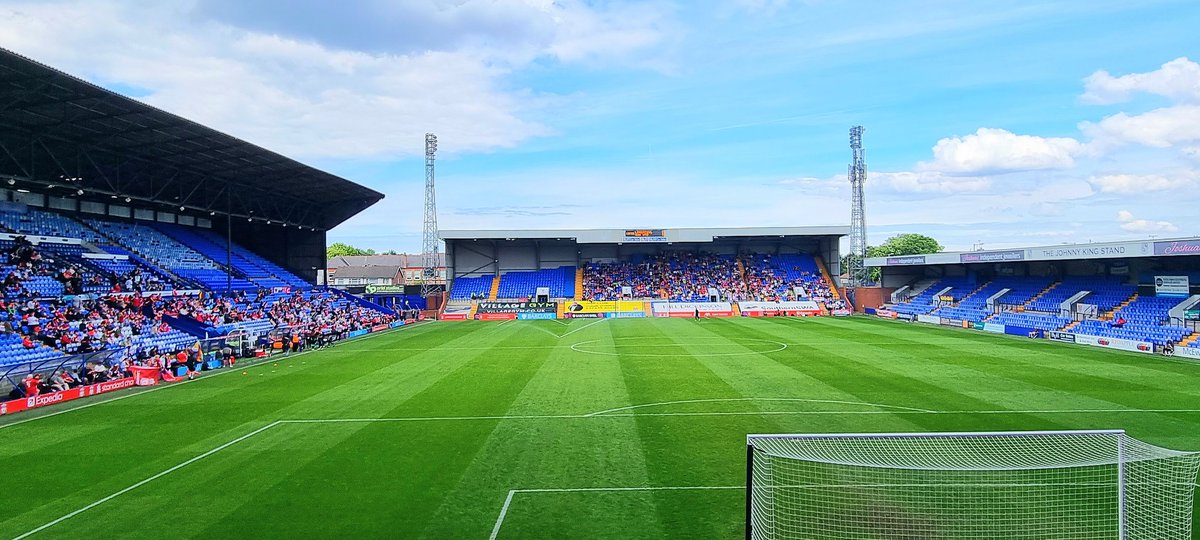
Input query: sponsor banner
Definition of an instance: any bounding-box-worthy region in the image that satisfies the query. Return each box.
[477,301,557,314]
[609,311,646,318]
[876,309,898,319]
[441,305,471,321]
[738,301,822,317]
[1185,310,1200,321]
[652,302,735,317]
[972,322,985,330]
[916,314,940,325]
[1033,242,1150,261]
[622,229,669,243]
[130,366,159,386]
[864,308,877,315]
[1174,347,1200,360]
[982,322,1006,334]
[1,377,136,416]
[831,309,852,317]
[476,312,517,321]
[347,329,370,338]
[371,324,390,332]
[1073,333,1154,354]
[896,313,915,321]
[960,250,1025,263]
[564,301,645,314]
[517,312,557,320]
[1153,240,1200,257]
[940,318,960,326]
[1048,331,1076,343]
[389,321,407,328]
[563,312,604,319]
[364,284,405,294]
[1155,276,1190,297]
[886,256,926,266]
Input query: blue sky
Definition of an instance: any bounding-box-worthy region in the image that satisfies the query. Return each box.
[1,0,1198,252]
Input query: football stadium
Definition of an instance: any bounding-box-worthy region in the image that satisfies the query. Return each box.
[3,7,1200,540]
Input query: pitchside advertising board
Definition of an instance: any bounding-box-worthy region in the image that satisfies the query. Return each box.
[1175,347,1200,360]
[441,305,472,320]
[563,300,646,318]
[1071,333,1154,354]
[738,301,822,317]
[651,302,735,317]
[916,314,940,325]
[1,377,136,416]
[475,302,557,321]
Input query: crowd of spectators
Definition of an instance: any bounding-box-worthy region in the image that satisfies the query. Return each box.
[582,252,845,308]
[3,288,399,401]
[3,236,168,299]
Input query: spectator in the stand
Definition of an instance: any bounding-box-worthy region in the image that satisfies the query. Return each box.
[1111,316,1127,328]
[87,362,109,383]
[49,370,69,391]
[60,369,78,388]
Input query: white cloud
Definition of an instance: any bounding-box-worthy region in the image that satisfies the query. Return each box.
[0,0,667,160]
[871,171,991,193]
[1080,105,1200,149]
[1082,57,1200,105]
[919,128,1085,175]
[1117,210,1178,233]
[1088,173,1193,194]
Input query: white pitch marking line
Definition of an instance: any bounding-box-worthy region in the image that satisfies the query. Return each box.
[488,490,517,540]
[488,485,743,539]
[21,404,1200,538]
[558,318,607,338]
[15,421,284,540]
[584,397,937,417]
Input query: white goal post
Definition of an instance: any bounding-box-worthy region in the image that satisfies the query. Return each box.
[745,430,1200,540]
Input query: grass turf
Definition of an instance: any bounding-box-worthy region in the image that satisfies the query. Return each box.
[2,316,1200,539]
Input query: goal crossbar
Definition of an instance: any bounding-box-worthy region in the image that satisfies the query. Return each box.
[746,429,1200,540]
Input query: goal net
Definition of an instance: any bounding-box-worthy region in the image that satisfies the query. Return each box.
[746,430,1200,540]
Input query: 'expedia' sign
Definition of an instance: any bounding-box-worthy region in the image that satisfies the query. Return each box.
[1,377,136,416]
[476,301,557,314]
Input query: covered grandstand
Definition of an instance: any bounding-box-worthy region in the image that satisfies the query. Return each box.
[0,47,383,284]
[0,48,401,412]
[864,237,1200,359]
[439,226,850,319]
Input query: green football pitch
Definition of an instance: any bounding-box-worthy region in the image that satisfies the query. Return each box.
[3,316,1200,539]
